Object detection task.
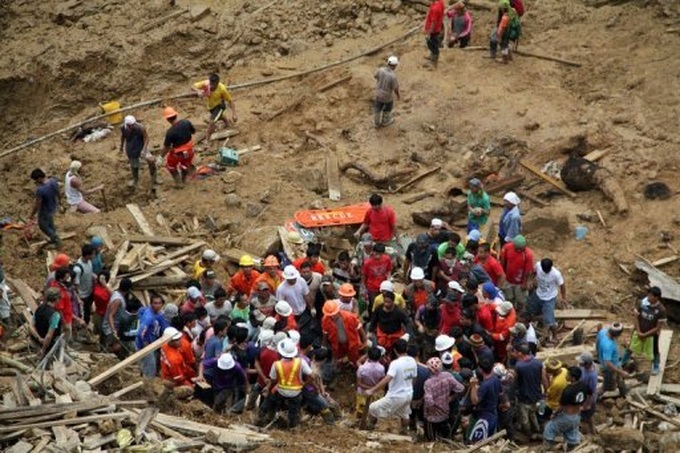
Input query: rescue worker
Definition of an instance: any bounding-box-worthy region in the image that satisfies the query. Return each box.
[258,338,313,428]
[337,283,360,315]
[193,249,219,280]
[119,115,158,188]
[321,300,367,368]
[226,255,261,298]
[373,56,401,128]
[192,73,238,142]
[403,267,437,314]
[160,327,197,387]
[255,255,283,292]
[368,291,413,353]
[161,106,197,186]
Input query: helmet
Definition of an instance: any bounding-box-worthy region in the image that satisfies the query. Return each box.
[202,249,219,262]
[338,283,356,298]
[239,255,255,267]
[51,253,70,271]
[379,280,395,292]
[264,255,280,267]
[217,353,236,370]
[163,327,183,341]
[493,363,508,378]
[387,56,399,66]
[258,329,274,347]
[323,300,340,317]
[288,330,301,345]
[163,106,178,119]
[90,236,103,247]
[282,265,300,280]
[434,334,456,352]
[410,267,425,280]
[286,231,304,245]
[275,300,292,317]
[277,338,298,358]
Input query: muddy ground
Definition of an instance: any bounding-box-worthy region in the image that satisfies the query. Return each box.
[1,0,680,450]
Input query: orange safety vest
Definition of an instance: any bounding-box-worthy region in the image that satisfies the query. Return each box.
[275,358,303,391]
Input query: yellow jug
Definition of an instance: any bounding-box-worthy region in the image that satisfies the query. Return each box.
[99,101,123,125]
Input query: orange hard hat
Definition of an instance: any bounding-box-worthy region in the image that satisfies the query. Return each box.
[163,106,178,119]
[338,283,356,298]
[322,300,340,317]
[263,255,279,267]
[51,253,70,271]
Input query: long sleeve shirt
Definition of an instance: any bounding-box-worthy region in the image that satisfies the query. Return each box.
[135,307,169,350]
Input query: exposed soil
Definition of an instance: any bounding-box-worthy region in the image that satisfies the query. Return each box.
[1,0,680,450]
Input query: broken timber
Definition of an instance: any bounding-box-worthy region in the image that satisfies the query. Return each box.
[536,345,593,361]
[403,191,436,205]
[391,166,441,194]
[519,160,577,198]
[326,155,342,201]
[647,329,673,395]
[635,257,680,302]
[127,235,191,246]
[126,204,155,236]
[554,309,607,320]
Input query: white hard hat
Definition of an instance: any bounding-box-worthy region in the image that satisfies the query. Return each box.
[258,329,274,347]
[496,301,514,316]
[282,265,300,280]
[262,317,277,330]
[467,229,481,242]
[400,333,410,342]
[277,338,299,358]
[163,327,182,341]
[431,218,443,228]
[503,192,521,205]
[217,353,236,370]
[187,286,202,300]
[124,115,136,126]
[275,300,293,317]
[379,280,395,292]
[288,329,301,345]
[493,362,508,378]
[440,351,454,365]
[387,55,399,66]
[410,267,425,280]
[272,331,288,347]
[435,334,456,352]
[202,249,219,261]
[448,281,465,293]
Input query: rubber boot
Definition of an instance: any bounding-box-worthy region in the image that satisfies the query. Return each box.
[374,109,382,128]
[128,167,139,187]
[651,357,660,375]
[149,164,159,185]
[489,40,497,59]
[320,408,335,425]
[502,53,509,64]
[382,111,394,127]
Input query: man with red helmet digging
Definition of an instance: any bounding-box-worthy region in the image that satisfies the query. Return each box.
[160,106,196,187]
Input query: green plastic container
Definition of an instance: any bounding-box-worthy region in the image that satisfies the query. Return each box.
[218,147,239,166]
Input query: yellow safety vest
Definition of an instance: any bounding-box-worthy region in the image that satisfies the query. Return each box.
[275,358,303,391]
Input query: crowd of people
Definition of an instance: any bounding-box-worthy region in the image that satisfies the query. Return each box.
[23,184,668,450]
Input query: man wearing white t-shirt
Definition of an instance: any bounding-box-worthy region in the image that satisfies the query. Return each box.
[276,265,313,317]
[529,258,566,341]
[366,339,418,434]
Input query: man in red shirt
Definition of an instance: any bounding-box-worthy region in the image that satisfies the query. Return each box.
[292,246,325,275]
[354,194,397,244]
[361,243,393,313]
[475,243,505,287]
[500,235,534,309]
[424,0,445,64]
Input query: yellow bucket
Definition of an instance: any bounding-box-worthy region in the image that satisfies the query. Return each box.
[99,101,123,125]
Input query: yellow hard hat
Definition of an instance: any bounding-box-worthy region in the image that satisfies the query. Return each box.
[239,255,255,267]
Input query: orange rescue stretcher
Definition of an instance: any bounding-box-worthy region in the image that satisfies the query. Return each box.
[293,202,369,229]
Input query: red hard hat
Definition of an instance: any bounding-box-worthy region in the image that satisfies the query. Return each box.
[163,106,178,119]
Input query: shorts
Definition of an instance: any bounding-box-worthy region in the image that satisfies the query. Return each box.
[210,103,227,121]
[467,413,498,443]
[543,412,580,444]
[503,283,528,306]
[527,294,556,327]
[369,394,412,420]
[166,148,195,172]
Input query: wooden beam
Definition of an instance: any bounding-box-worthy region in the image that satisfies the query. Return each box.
[647,330,673,395]
[237,145,262,156]
[518,190,548,207]
[134,275,189,289]
[109,240,130,287]
[221,248,263,266]
[119,244,146,273]
[536,345,593,361]
[462,429,507,452]
[518,160,577,198]
[209,129,240,141]
[555,319,586,349]
[109,381,144,399]
[29,232,76,251]
[554,309,607,320]
[628,399,680,429]
[484,175,525,195]
[156,241,205,263]
[127,235,191,246]
[130,255,189,283]
[661,384,680,394]
[126,204,155,236]
[0,413,128,433]
[325,155,342,201]
[390,166,441,194]
[88,334,173,386]
[402,191,436,205]
[584,149,610,163]
[652,256,679,267]
[635,258,680,302]
[7,279,39,312]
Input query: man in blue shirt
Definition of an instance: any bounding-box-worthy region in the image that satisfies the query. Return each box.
[468,357,502,444]
[136,294,169,377]
[30,168,61,247]
[200,318,229,384]
[498,192,521,246]
[514,343,546,438]
[596,322,630,397]
[578,351,598,434]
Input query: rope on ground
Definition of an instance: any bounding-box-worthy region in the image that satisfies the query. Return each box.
[0,26,419,160]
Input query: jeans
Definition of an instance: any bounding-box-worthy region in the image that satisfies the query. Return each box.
[544,412,581,445]
[302,388,329,414]
[139,350,159,377]
[214,387,247,413]
[38,212,60,246]
[518,402,540,434]
[81,295,93,325]
[260,392,303,428]
[426,32,443,60]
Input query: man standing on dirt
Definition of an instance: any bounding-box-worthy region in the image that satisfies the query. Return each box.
[29,168,61,248]
[622,286,667,376]
[528,257,566,343]
[72,244,96,329]
[120,115,158,188]
[424,0,445,65]
[373,56,400,128]
[192,73,237,141]
[500,235,534,308]
[354,194,397,245]
[161,106,197,187]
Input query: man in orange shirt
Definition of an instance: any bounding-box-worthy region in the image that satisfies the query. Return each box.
[322,300,367,368]
[424,0,445,64]
[254,255,283,292]
[227,255,261,298]
[160,327,197,387]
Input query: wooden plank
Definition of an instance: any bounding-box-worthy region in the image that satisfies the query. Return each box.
[325,155,342,201]
[119,244,145,273]
[129,255,189,283]
[584,149,610,163]
[390,166,441,194]
[127,235,191,246]
[0,413,128,433]
[109,381,144,399]
[554,309,607,320]
[126,204,155,236]
[660,384,680,394]
[134,275,189,289]
[31,436,50,453]
[402,191,436,205]
[518,190,548,207]
[484,175,525,195]
[109,240,130,286]
[237,145,262,156]
[628,399,680,428]
[82,433,116,450]
[635,258,680,302]
[555,319,586,349]
[222,248,263,266]
[88,334,173,386]
[30,232,76,251]
[209,129,240,141]
[462,429,507,453]
[85,226,114,250]
[519,160,577,198]
[536,345,593,361]
[151,411,270,442]
[7,279,39,312]
[647,329,673,395]
[0,400,110,421]
[652,256,679,267]
[154,241,205,263]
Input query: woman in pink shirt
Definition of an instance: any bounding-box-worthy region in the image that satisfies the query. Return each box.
[445,2,473,48]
